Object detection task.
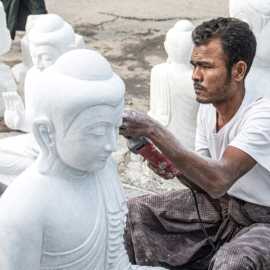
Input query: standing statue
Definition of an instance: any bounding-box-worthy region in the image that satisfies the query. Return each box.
[0,14,82,187]
[230,0,270,99]
[148,20,199,150]
[0,1,17,117]
[0,49,165,270]
[12,14,85,92]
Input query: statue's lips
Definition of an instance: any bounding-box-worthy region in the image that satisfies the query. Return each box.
[97,155,110,161]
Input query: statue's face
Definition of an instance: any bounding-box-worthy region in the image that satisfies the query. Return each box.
[56,104,123,173]
[30,44,61,71]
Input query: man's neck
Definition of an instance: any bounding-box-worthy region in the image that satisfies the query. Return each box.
[214,88,245,132]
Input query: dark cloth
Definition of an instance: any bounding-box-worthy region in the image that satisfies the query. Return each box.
[124,189,270,270]
[1,0,47,39]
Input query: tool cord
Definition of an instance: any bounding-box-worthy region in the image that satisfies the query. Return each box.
[190,188,216,253]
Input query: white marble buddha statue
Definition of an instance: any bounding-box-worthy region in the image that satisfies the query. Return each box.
[3,13,79,132]
[0,1,17,117]
[230,0,270,99]
[12,14,85,87]
[0,49,166,270]
[148,20,199,150]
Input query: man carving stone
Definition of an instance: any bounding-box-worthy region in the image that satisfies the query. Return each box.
[121,18,270,270]
[0,49,165,270]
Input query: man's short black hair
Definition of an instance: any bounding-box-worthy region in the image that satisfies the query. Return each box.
[192,17,257,76]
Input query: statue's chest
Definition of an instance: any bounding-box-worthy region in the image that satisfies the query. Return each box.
[41,179,107,264]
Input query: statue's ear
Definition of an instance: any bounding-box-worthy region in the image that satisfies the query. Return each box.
[32,117,56,156]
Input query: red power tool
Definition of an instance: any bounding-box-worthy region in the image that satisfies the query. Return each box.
[127,137,182,177]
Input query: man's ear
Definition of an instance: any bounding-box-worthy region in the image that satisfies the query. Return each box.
[32,117,56,157]
[232,60,248,82]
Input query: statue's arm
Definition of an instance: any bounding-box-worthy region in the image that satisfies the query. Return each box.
[0,198,43,269]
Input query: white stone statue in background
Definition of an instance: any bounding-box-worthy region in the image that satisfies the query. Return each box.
[230,0,270,99]
[0,14,85,187]
[148,20,199,150]
[0,49,166,270]
[0,1,17,117]
[12,14,85,90]
[3,13,85,132]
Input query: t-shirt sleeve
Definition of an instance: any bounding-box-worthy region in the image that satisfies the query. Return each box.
[195,105,211,157]
[229,100,270,171]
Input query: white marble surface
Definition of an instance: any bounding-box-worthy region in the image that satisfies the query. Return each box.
[230,0,270,100]
[12,14,85,87]
[0,2,17,117]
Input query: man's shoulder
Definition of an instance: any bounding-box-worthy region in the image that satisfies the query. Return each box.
[243,97,270,120]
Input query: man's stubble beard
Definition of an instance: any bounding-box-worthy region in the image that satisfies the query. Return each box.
[196,72,233,105]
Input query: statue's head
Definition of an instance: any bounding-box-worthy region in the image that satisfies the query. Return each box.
[229,0,270,35]
[28,14,76,71]
[164,20,194,64]
[32,49,125,175]
[0,1,11,55]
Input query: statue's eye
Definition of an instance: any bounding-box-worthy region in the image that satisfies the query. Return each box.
[86,126,106,136]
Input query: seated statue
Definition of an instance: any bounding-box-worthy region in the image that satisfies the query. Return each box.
[0,1,17,117]
[148,20,199,150]
[3,13,82,132]
[0,14,82,187]
[230,0,270,99]
[0,49,165,270]
[12,14,85,90]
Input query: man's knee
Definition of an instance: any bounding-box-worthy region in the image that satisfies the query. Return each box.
[210,244,257,270]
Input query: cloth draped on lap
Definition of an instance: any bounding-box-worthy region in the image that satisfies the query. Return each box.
[124,189,270,270]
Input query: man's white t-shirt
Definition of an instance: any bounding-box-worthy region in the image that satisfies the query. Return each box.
[195,93,270,207]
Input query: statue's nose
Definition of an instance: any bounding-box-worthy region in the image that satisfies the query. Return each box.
[104,131,117,152]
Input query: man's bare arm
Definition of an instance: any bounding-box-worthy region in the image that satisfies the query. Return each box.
[120,111,256,198]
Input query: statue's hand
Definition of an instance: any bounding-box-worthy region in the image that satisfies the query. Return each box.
[120,110,158,139]
[3,91,26,131]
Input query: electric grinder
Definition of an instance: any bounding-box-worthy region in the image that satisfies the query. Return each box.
[127,137,182,177]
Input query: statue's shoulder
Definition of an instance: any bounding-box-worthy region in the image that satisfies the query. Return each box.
[0,168,48,222]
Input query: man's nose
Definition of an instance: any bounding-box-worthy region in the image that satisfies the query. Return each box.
[192,66,203,82]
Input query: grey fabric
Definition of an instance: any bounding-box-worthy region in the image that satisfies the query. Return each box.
[124,190,270,270]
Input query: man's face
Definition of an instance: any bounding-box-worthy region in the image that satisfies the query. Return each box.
[56,104,123,173]
[190,38,234,104]
[30,44,61,71]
